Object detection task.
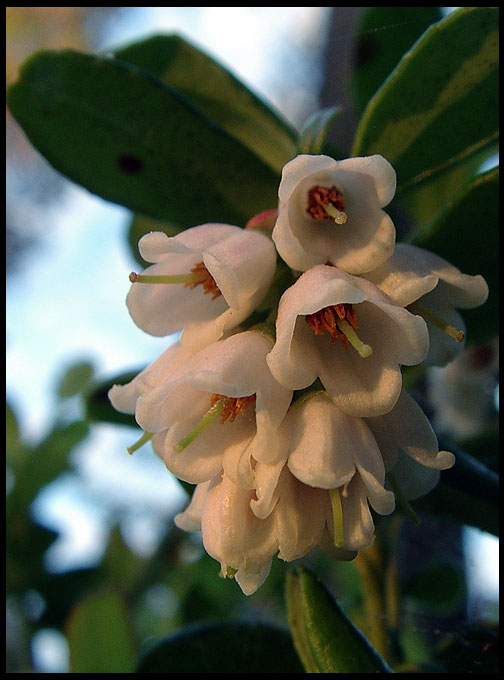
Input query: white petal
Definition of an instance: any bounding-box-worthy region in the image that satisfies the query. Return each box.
[367,390,455,470]
[390,450,441,500]
[339,477,376,551]
[174,481,210,532]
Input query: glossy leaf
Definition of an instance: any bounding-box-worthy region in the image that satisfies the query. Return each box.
[352,7,498,193]
[114,34,297,173]
[67,588,137,673]
[298,105,341,155]
[285,567,393,673]
[137,622,304,673]
[352,7,443,113]
[7,50,280,227]
[413,167,498,344]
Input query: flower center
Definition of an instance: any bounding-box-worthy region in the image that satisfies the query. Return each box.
[175,393,256,452]
[307,185,347,225]
[305,303,372,358]
[129,261,222,299]
[210,393,257,423]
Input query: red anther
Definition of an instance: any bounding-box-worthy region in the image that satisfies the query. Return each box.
[185,261,222,299]
[305,303,358,349]
[210,393,257,423]
[307,185,345,220]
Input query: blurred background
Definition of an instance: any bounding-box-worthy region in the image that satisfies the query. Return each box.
[6,7,498,673]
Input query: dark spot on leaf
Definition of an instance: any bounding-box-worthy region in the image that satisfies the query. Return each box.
[117,154,143,174]
[356,35,376,67]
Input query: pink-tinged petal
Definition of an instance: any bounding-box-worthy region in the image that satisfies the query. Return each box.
[286,393,365,488]
[355,466,395,516]
[275,469,327,561]
[364,250,439,308]
[250,459,285,519]
[366,390,455,471]
[335,155,396,206]
[174,481,210,532]
[278,154,337,203]
[338,476,376,551]
[201,473,277,595]
[108,341,191,414]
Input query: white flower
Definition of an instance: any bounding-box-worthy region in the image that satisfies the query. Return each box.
[266,265,429,417]
[364,243,489,366]
[272,154,396,273]
[134,331,293,487]
[126,224,277,352]
[175,468,354,596]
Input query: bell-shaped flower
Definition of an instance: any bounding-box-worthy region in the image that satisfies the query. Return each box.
[175,468,354,596]
[364,243,489,366]
[266,264,429,417]
[134,330,293,488]
[272,154,396,273]
[126,224,277,352]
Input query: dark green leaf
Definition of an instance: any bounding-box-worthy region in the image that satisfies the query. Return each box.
[413,167,498,344]
[57,360,95,399]
[352,7,443,113]
[285,567,393,673]
[67,588,137,673]
[298,106,341,155]
[404,562,465,614]
[137,622,304,673]
[352,7,498,193]
[7,50,280,227]
[85,369,143,427]
[114,34,297,173]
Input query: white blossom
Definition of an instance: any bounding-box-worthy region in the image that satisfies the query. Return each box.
[126,224,277,352]
[272,154,396,273]
[266,265,429,417]
[364,243,489,365]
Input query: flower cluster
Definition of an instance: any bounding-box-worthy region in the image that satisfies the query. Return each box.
[110,154,488,595]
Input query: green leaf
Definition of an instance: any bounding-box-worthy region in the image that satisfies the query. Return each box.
[404,562,466,614]
[7,49,280,227]
[85,369,143,427]
[352,7,498,193]
[67,588,137,673]
[352,7,443,113]
[413,167,498,344]
[285,567,393,673]
[298,106,341,154]
[114,34,297,174]
[136,622,304,673]
[57,359,95,399]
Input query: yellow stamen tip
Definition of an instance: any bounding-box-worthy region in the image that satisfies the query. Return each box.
[324,203,348,224]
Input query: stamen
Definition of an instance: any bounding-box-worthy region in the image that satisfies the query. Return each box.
[127,431,154,455]
[175,393,256,452]
[408,301,465,343]
[305,303,372,357]
[329,487,345,548]
[307,185,348,224]
[129,262,222,299]
[175,397,226,452]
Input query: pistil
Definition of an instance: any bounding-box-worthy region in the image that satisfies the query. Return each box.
[307,185,348,225]
[175,393,256,452]
[129,261,222,299]
[408,301,465,343]
[306,303,372,357]
[329,487,345,548]
[127,431,154,455]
